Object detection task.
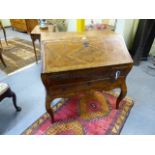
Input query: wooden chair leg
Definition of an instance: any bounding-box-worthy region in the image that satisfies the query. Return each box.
[11,91,21,111]
[0,87,21,112]
[0,39,2,48]
[2,27,8,45]
[0,48,7,67]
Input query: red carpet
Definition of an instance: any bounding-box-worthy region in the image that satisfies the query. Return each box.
[23,91,133,135]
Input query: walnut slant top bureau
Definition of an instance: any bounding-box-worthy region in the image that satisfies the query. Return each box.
[41,30,133,123]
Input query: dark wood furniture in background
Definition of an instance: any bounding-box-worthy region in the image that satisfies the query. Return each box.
[10,19,27,32]
[40,30,133,123]
[0,83,21,112]
[25,19,39,34]
[10,19,38,33]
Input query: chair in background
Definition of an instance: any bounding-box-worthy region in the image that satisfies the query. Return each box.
[0,47,6,67]
[0,21,8,46]
[0,82,21,112]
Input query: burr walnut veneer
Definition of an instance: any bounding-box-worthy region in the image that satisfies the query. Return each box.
[40,30,133,123]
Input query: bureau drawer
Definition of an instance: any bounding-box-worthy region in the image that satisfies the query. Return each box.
[41,65,131,86]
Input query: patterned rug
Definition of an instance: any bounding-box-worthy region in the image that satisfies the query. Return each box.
[0,38,40,74]
[23,91,134,135]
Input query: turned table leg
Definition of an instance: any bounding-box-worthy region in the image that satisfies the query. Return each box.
[45,95,55,123]
[116,78,127,109]
[30,34,40,64]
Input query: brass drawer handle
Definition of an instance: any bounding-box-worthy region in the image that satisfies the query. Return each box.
[115,70,121,80]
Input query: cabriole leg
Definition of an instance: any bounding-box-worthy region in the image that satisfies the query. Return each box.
[116,79,127,109]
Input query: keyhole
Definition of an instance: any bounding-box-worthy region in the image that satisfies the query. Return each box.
[115,70,121,80]
[82,37,89,48]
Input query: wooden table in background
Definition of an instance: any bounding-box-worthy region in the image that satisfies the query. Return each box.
[41,30,133,123]
[30,25,55,63]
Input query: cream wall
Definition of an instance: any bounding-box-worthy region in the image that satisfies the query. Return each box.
[67,19,76,31]
[149,39,155,56]
[123,19,139,49]
[0,19,11,27]
[115,19,139,49]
